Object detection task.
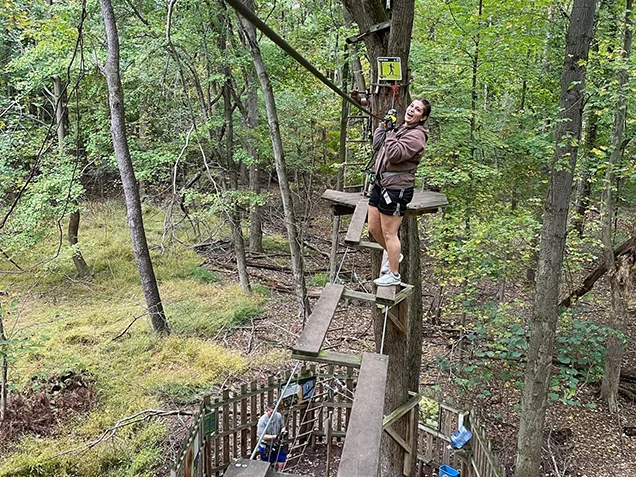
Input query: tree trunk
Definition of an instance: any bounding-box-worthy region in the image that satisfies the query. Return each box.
[600,0,632,413]
[343,2,418,475]
[99,0,169,335]
[246,72,263,253]
[238,0,310,319]
[515,1,596,475]
[329,45,350,282]
[53,75,91,277]
[0,312,7,422]
[219,9,251,294]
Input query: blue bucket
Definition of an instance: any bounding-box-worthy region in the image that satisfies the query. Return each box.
[439,464,460,477]
[450,425,473,449]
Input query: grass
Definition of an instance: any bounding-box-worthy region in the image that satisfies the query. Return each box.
[0,201,270,477]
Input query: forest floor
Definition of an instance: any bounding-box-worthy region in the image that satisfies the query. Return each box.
[200,195,636,477]
[1,198,635,477]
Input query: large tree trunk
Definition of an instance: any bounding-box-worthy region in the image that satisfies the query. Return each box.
[600,0,632,413]
[238,0,310,319]
[218,9,251,294]
[99,0,169,335]
[515,1,596,475]
[343,2,418,475]
[53,75,91,277]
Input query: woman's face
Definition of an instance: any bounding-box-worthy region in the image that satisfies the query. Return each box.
[404,100,426,125]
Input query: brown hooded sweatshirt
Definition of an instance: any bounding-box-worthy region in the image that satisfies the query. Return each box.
[373,122,428,189]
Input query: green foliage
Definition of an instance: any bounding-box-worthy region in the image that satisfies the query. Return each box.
[190,266,222,283]
[308,272,329,287]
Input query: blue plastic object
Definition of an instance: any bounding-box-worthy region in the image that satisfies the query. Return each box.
[450,425,473,449]
[439,464,460,477]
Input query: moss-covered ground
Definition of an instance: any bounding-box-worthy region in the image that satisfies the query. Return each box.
[0,201,268,476]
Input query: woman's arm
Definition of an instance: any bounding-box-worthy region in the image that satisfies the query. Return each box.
[383,128,427,164]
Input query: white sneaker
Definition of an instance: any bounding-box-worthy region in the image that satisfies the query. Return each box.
[374,272,401,287]
[380,253,404,274]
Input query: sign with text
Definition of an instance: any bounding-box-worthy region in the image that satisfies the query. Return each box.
[377,57,402,81]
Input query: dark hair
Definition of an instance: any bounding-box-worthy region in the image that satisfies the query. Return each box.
[413,97,431,121]
[265,402,275,411]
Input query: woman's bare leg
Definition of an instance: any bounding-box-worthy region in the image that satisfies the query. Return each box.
[379,214,403,274]
[367,206,387,249]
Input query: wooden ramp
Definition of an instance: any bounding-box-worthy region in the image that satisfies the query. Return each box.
[344,200,368,245]
[293,284,344,356]
[337,352,388,477]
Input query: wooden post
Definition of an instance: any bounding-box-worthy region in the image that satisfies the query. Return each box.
[250,381,258,452]
[241,384,248,457]
[204,395,211,476]
[326,412,333,477]
[223,390,230,464]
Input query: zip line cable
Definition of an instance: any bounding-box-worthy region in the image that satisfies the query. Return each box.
[224,0,379,119]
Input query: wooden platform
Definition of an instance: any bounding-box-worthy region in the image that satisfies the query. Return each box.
[323,189,448,217]
[337,352,388,477]
[223,459,305,477]
[344,200,369,245]
[291,350,362,368]
[376,282,414,306]
[293,284,344,356]
[223,459,270,477]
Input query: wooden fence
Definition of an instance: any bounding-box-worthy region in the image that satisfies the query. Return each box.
[171,366,506,477]
[171,363,356,477]
[416,400,507,477]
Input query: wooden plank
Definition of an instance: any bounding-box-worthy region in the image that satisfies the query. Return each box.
[357,240,384,251]
[293,284,345,356]
[323,189,448,216]
[291,350,362,368]
[223,459,269,477]
[342,289,376,303]
[337,352,388,477]
[387,307,406,334]
[344,200,368,245]
[383,394,421,428]
[376,282,414,306]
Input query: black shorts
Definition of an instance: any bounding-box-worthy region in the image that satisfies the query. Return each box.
[368,184,414,216]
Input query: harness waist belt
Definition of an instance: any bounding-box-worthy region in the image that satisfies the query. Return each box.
[382,171,416,178]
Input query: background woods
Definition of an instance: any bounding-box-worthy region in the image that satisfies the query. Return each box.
[1,0,636,476]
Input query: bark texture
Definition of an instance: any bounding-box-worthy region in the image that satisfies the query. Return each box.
[99,0,169,335]
[600,0,632,412]
[515,1,596,475]
[238,0,310,319]
[343,1,419,475]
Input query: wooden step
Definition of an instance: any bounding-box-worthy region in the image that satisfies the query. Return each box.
[376,282,414,307]
[344,200,368,245]
[291,350,362,368]
[224,459,270,477]
[292,284,345,357]
[337,352,388,477]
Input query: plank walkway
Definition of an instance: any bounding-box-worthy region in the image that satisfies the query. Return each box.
[223,459,270,477]
[337,352,389,477]
[293,284,344,356]
[344,200,368,245]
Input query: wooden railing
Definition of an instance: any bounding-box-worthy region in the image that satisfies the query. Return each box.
[416,400,507,477]
[171,368,506,477]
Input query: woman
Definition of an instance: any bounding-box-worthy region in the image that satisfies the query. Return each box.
[368,98,431,286]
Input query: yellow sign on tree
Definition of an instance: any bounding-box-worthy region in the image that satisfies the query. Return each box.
[377,57,402,81]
